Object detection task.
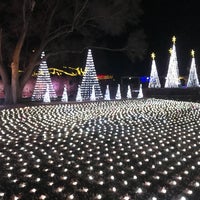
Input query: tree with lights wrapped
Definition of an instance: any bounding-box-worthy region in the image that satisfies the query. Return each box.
[127,85,132,99]
[76,85,83,102]
[104,85,111,100]
[32,52,57,101]
[61,84,68,102]
[115,84,121,100]
[148,52,161,88]
[80,49,103,101]
[165,36,180,88]
[187,50,199,87]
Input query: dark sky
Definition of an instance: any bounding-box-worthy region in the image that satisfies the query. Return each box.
[141,0,200,77]
[50,1,200,80]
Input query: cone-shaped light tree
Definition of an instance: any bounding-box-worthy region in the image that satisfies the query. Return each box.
[90,85,96,101]
[187,50,199,87]
[127,85,132,99]
[115,84,121,100]
[137,84,143,99]
[80,49,103,101]
[61,84,68,102]
[32,52,57,101]
[104,85,111,100]
[76,85,83,102]
[165,36,180,88]
[148,52,161,88]
[43,84,51,103]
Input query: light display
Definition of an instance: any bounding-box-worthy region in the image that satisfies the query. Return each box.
[0,99,200,199]
[137,84,143,98]
[126,85,132,99]
[115,84,121,100]
[148,53,161,88]
[32,52,57,101]
[165,36,180,88]
[61,84,68,102]
[104,85,111,100]
[90,85,96,101]
[76,85,82,102]
[32,67,85,77]
[187,50,199,87]
[43,84,51,103]
[80,49,103,100]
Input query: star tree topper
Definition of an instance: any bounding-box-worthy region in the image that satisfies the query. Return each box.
[151,52,155,60]
[172,36,176,44]
[191,49,195,57]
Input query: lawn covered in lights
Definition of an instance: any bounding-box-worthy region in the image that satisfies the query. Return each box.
[0,99,200,200]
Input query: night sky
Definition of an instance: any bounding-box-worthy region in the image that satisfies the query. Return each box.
[50,1,200,80]
[141,0,200,78]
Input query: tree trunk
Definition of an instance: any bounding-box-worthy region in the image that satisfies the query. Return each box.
[4,83,12,104]
[11,62,20,104]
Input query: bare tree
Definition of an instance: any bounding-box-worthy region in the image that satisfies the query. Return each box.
[0,0,146,104]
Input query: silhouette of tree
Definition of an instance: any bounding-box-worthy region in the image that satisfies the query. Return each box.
[0,0,146,104]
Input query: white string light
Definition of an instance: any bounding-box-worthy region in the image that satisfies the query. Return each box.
[0,99,200,199]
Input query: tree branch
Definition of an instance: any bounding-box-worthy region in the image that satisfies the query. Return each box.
[73,0,89,27]
[0,29,9,86]
[44,0,89,46]
[41,0,59,44]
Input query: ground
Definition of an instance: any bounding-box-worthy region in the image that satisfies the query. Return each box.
[0,99,200,200]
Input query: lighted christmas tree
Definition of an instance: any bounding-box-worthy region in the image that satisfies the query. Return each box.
[127,85,132,99]
[61,84,68,102]
[32,52,57,101]
[187,50,199,87]
[80,49,103,100]
[90,85,96,101]
[76,85,83,102]
[104,85,111,100]
[148,52,161,88]
[137,84,143,99]
[115,84,121,100]
[165,36,180,88]
[43,84,51,103]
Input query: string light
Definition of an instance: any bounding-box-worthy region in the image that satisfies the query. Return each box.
[0,99,200,199]
[165,36,180,88]
[32,52,57,101]
[79,49,103,100]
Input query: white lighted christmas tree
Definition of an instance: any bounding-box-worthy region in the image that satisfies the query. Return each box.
[32,52,57,101]
[165,36,180,88]
[137,84,143,99]
[90,85,96,101]
[43,84,51,103]
[80,49,103,100]
[104,85,111,100]
[148,52,161,88]
[115,84,121,100]
[76,85,83,102]
[127,85,132,99]
[187,50,199,87]
[61,84,68,102]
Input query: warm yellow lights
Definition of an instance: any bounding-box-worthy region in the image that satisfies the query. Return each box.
[191,49,195,57]
[172,35,176,44]
[169,48,172,54]
[32,67,85,77]
[151,52,155,60]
